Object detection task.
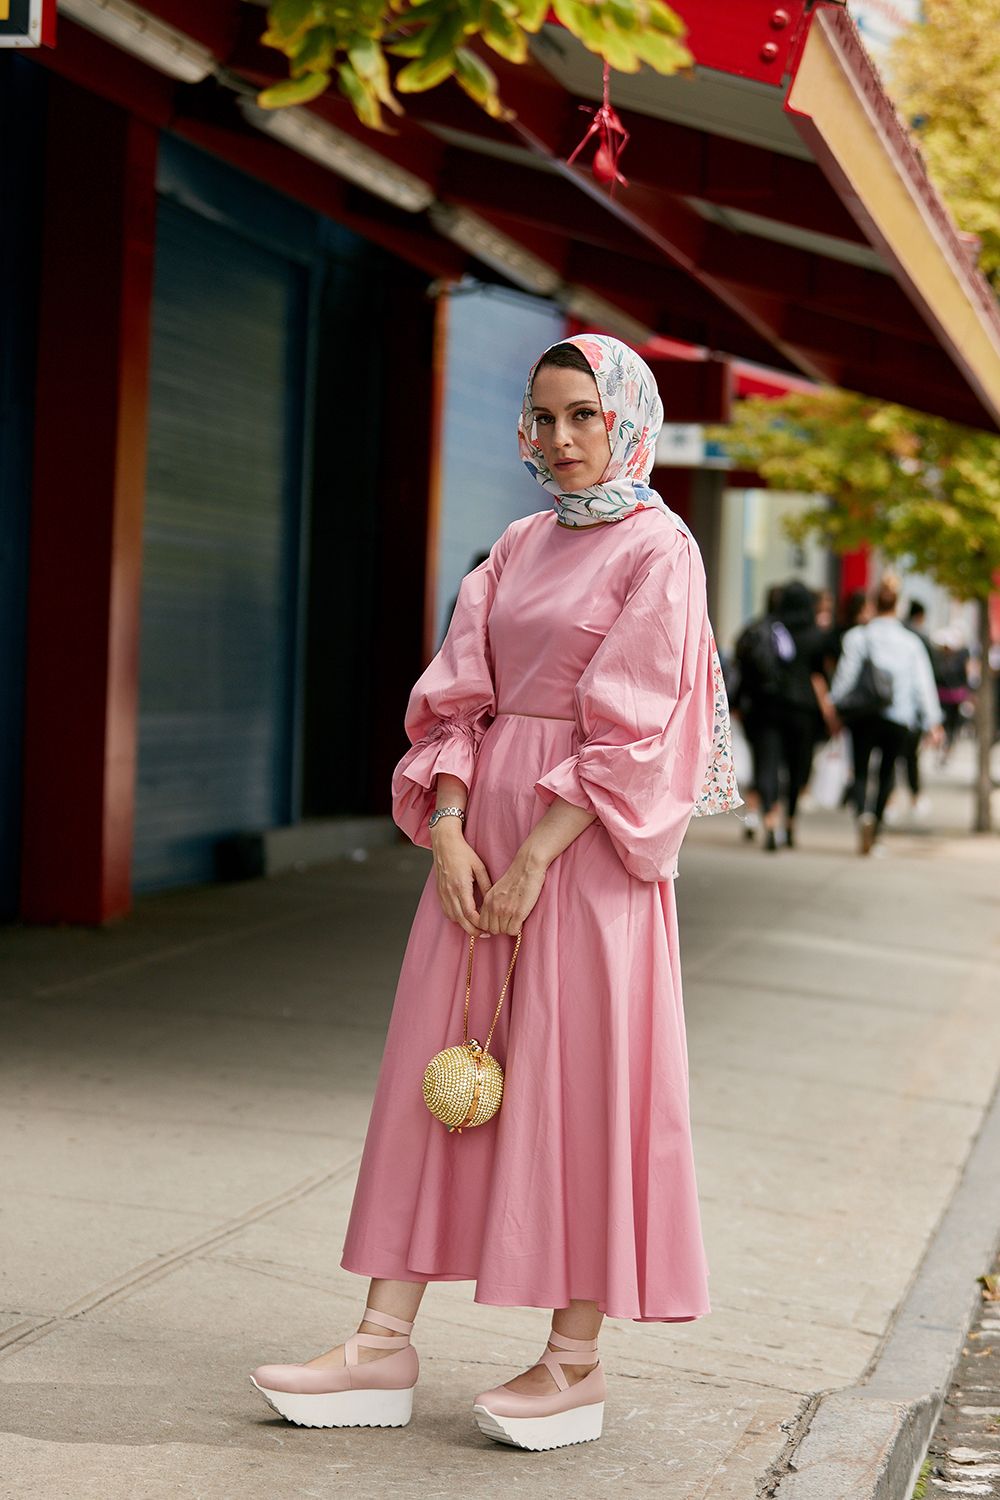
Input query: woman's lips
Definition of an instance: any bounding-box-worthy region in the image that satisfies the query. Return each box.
[554,458,582,468]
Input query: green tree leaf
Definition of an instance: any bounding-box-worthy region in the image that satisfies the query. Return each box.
[516,0,550,30]
[593,27,641,73]
[385,32,431,56]
[337,58,390,129]
[393,4,464,87]
[347,31,402,108]
[629,26,691,71]
[480,1,528,62]
[257,70,333,108]
[262,0,690,122]
[289,27,335,75]
[453,45,511,117]
[265,0,316,45]
[396,49,458,90]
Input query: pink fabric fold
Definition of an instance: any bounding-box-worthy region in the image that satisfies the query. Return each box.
[392,714,491,849]
[533,526,715,882]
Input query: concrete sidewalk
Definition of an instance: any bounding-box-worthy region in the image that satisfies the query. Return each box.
[2,752,1000,1499]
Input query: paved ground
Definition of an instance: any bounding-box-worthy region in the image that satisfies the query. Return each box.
[2,743,999,1500]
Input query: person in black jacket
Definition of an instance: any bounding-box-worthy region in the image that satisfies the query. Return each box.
[736,580,829,852]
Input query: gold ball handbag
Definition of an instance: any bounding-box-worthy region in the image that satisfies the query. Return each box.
[422,930,521,1133]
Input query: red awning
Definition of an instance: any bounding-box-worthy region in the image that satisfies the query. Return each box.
[36,0,1000,430]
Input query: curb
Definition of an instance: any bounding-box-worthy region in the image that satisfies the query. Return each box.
[770,1035,1000,1500]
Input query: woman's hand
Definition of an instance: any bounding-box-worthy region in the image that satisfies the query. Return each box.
[431,823,492,937]
[822,699,842,737]
[478,851,547,936]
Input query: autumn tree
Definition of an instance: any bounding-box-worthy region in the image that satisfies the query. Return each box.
[891,0,1000,291]
[718,390,1000,832]
[257,0,691,127]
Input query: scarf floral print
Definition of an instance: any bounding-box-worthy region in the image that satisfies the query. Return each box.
[518,332,668,528]
[519,332,742,820]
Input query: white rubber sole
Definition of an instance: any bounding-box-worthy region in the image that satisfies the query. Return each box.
[473,1399,604,1451]
[250,1377,414,1428]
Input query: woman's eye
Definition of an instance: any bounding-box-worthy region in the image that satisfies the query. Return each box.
[535,414,553,426]
[574,408,596,420]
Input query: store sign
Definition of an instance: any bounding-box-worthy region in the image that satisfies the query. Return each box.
[0,0,55,48]
[656,424,706,467]
[847,0,921,65]
[655,424,730,469]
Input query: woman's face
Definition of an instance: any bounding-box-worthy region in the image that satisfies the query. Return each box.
[529,365,611,490]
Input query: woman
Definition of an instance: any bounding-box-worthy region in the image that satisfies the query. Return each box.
[830,578,943,854]
[250,334,741,1452]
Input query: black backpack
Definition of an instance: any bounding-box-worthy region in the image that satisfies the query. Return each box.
[735,618,784,705]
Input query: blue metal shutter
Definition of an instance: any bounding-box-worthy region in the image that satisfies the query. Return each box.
[133,199,303,892]
[435,282,564,647]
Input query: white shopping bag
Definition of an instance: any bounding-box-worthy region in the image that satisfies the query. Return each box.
[731,720,753,788]
[811,732,850,810]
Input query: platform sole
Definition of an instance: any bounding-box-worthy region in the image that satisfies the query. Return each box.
[250,1376,414,1428]
[473,1399,604,1451]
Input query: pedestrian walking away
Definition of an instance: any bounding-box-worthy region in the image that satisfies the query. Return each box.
[729,583,782,845]
[829,579,944,854]
[897,600,937,822]
[933,626,973,762]
[249,334,742,1453]
[734,579,829,851]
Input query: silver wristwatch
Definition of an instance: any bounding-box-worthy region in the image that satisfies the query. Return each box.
[428,806,466,831]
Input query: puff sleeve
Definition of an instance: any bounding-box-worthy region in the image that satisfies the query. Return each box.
[534,527,717,882]
[390,533,508,850]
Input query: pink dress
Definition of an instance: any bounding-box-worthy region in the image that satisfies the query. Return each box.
[340,506,716,1322]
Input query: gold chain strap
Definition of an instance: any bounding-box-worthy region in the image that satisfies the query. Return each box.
[462,930,522,1056]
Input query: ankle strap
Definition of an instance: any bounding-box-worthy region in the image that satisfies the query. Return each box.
[548,1329,599,1353]
[362,1305,414,1335]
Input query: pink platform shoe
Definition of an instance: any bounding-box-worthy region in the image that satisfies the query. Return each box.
[473,1329,607,1451]
[250,1306,419,1428]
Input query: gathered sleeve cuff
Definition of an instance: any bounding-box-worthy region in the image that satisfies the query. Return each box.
[534,527,721,882]
[391,534,509,850]
[392,710,493,849]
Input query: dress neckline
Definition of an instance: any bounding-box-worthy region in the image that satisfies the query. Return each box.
[554,517,616,531]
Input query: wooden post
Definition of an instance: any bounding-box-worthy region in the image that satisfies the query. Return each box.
[19,77,157,923]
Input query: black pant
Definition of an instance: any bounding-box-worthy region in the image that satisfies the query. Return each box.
[850,716,910,824]
[942,701,964,751]
[903,727,921,797]
[747,708,816,820]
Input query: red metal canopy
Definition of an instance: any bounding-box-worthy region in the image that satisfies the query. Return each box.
[36,0,1000,430]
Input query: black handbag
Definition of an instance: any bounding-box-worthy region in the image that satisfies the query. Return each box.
[837,638,894,724]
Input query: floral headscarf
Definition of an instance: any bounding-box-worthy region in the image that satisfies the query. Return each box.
[518,332,743,820]
[518,332,670,528]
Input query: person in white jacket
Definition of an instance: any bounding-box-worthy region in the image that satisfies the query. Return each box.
[830,579,943,854]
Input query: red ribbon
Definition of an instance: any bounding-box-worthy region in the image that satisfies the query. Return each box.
[566,62,630,194]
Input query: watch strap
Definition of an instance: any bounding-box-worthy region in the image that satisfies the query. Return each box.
[429,805,466,829]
